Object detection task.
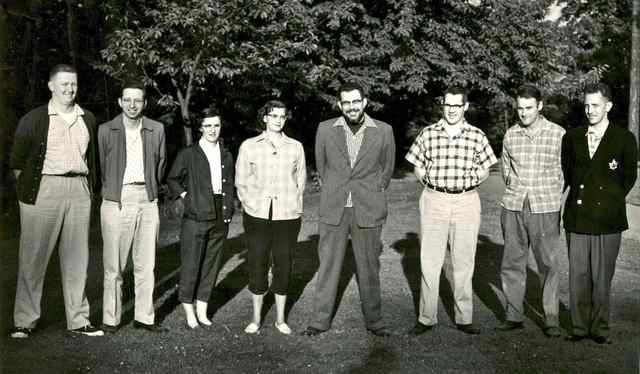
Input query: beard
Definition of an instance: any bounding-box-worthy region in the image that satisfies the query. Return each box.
[343,110,364,126]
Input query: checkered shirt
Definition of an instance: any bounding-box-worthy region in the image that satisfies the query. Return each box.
[235,131,306,220]
[405,119,497,190]
[501,117,565,213]
[333,115,377,207]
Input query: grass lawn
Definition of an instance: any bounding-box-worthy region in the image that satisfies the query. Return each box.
[0,170,638,373]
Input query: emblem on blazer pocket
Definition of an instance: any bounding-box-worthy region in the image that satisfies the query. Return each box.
[609,159,618,170]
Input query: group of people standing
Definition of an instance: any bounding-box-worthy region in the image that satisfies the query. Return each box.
[9,64,637,348]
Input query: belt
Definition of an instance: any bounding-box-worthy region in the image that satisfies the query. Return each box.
[427,183,475,194]
[125,182,146,186]
[44,172,86,178]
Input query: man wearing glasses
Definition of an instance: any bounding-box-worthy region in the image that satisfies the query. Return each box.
[98,80,167,333]
[405,85,497,335]
[303,82,396,337]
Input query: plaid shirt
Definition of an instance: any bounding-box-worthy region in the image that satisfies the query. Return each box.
[501,117,565,213]
[334,115,377,207]
[235,131,306,220]
[405,119,497,190]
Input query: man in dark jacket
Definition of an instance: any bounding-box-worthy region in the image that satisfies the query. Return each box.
[561,83,638,344]
[10,64,103,338]
[166,107,235,329]
[98,80,166,333]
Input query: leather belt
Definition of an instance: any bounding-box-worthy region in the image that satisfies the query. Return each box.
[44,172,86,177]
[427,183,475,194]
[125,182,146,186]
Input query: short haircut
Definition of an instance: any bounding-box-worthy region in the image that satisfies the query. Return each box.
[200,105,222,124]
[583,82,612,101]
[443,84,468,103]
[121,80,146,98]
[49,64,77,80]
[516,84,542,102]
[338,82,366,98]
[257,100,289,129]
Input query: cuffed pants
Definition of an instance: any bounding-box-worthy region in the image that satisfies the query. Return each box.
[500,198,560,327]
[101,184,159,326]
[418,187,481,326]
[243,212,301,295]
[179,195,228,303]
[310,207,385,331]
[567,231,621,338]
[14,175,92,330]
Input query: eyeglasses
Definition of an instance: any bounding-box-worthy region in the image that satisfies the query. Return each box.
[267,113,287,121]
[443,104,465,110]
[121,98,144,105]
[340,99,363,107]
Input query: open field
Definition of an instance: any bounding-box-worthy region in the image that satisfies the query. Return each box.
[1,170,638,373]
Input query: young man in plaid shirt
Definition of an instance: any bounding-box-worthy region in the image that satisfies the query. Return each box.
[405,85,497,336]
[497,84,565,338]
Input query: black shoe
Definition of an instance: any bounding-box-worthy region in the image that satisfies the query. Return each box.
[367,327,393,337]
[592,335,612,344]
[496,321,524,332]
[565,334,587,342]
[408,322,435,336]
[543,326,562,338]
[70,325,104,336]
[133,321,168,333]
[101,324,119,334]
[301,326,326,337]
[456,323,481,335]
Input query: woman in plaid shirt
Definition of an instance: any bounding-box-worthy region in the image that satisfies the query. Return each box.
[235,100,306,335]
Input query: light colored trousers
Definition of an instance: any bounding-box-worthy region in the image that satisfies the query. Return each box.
[418,187,481,326]
[14,175,92,330]
[500,199,560,327]
[101,184,159,326]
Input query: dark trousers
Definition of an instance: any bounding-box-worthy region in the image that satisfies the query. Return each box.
[567,231,621,338]
[500,199,560,326]
[310,207,384,331]
[243,212,301,295]
[179,196,228,303]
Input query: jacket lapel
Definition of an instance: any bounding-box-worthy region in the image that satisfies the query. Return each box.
[353,126,377,169]
[331,123,350,163]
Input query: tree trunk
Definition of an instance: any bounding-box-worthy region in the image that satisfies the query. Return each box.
[628,0,640,205]
[65,0,77,66]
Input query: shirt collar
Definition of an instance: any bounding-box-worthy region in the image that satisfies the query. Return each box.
[434,118,472,133]
[587,120,609,138]
[255,131,296,144]
[513,116,546,136]
[47,100,84,116]
[332,114,377,129]
[198,136,220,151]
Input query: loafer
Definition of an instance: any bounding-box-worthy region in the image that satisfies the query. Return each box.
[274,322,292,335]
[244,322,260,334]
[565,334,588,342]
[300,326,326,337]
[133,321,168,333]
[407,322,435,336]
[543,326,562,338]
[70,324,104,336]
[496,321,524,332]
[592,335,612,344]
[10,327,34,339]
[100,324,120,334]
[456,323,481,335]
[367,327,393,337]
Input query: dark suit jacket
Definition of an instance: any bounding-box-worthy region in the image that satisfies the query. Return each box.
[561,124,638,234]
[315,115,395,227]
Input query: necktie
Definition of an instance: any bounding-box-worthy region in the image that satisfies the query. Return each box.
[587,131,601,159]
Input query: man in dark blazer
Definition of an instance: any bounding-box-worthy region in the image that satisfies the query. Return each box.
[303,82,396,337]
[561,83,638,344]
